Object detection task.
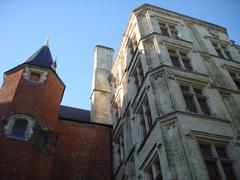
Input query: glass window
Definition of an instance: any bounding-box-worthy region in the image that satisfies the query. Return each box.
[145,156,163,180]
[181,85,211,115]
[138,96,152,140]
[215,146,228,159]
[159,21,178,39]
[205,161,220,180]
[183,94,197,113]
[221,163,236,180]
[229,71,240,89]
[168,48,193,71]
[199,143,236,180]
[170,55,181,67]
[200,144,212,157]
[10,119,28,138]
[197,97,210,115]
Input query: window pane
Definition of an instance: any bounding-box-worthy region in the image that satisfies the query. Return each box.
[170,55,181,67]
[234,80,240,89]
[221,163,236,180]
[193,88,202,95]
[197,97,210,115]
[215,48,224,58]
[215,146,228,159]
[199,144,212,156]
[154,158,161,177]
[205,161,220,180]
[146,168,154,180]
[183,95,197,113]
[224,50,232,60]
[139,109,147,138]
[182,59,193,71]
[171,30,178,39]
[10,119,28,138]
[180,85,190,92]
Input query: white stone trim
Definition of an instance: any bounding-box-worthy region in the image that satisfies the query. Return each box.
[4,114,36,141]
[23,67,48,83]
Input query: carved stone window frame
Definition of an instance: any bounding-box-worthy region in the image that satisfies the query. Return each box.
[23,67,48,83]
[4,113,36,141]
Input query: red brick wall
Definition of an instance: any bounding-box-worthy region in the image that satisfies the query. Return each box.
[0,68,23,116]
[0,125,55,180]
[52,120,112,180]
[0,66,65,130]
[0,65,112,180]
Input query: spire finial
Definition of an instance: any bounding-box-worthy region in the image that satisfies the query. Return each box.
[45,36,51,46]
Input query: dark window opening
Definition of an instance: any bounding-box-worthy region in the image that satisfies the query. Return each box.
[170,55,181,67]
[10,119,28,138]
[200,144,212,157]
[221,163,237,180]
[182,58,193,71]
[205,161,220,180]
[183,95,197,113]
[198,97,211,115]
[29,72,41,82]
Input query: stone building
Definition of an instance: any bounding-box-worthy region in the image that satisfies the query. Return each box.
[1,3,240,180]
[102,3,240,180]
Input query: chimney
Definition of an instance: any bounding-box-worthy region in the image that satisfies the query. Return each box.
[90,45,114,125]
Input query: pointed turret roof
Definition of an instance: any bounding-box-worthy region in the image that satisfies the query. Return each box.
[24,45,55,69]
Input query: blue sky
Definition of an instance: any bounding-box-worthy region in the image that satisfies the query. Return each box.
[0,0,239,110]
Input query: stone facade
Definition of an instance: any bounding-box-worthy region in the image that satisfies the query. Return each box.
[104,3,240,180]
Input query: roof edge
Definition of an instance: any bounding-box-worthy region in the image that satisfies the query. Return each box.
[132,3,227,32]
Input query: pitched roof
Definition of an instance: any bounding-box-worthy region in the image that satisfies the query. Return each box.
[59,105,90,122]
[24,45,55,69]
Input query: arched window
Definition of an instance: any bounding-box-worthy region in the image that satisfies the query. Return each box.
[4,114,36,141]
[10,119,28,138]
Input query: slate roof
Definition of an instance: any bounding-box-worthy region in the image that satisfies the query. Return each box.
[24,45,55,69]
[59,105,90,122]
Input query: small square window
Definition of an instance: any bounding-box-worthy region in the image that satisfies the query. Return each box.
[29,72,41,82]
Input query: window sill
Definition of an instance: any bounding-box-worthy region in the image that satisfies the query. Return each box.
[6,135,28,141]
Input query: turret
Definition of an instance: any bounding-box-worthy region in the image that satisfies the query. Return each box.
[90,45,114,124]
[0,44,65,135]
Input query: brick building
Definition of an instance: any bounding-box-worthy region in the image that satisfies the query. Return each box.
[0,45,112,180]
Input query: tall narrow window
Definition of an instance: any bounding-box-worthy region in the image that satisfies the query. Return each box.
[115,130,125,167]
[181,85,197,113]
[145,156,163,180]
[132,59,144,90]
[229,71,240,90]
[138,96,153,140]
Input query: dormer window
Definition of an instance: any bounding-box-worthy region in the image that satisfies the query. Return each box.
[4,114,36,141]
[29,72,41,82]
[23,67,48,83]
